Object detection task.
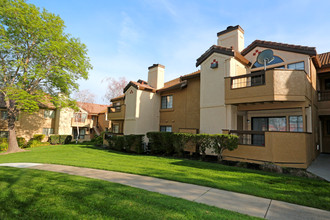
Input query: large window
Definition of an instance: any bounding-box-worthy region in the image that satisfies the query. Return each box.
[161,95,173,109]
[42,128,54,136]
[44,110,55,118]
[113,124,120,133]
[160,126,172,132]
[289,116,303,132]
[73,112,87,123]
[287,61,304,70]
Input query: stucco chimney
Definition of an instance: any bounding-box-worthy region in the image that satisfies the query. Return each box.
[217,25,244,52]
[148,64,165,89]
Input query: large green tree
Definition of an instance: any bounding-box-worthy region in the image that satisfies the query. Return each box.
[0,0,92,152]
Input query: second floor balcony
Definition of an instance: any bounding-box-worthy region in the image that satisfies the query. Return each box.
[107,105,125,120]
[225,69,312,105]
[71,118,93,128]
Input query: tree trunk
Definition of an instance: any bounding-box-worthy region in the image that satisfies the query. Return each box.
[5,99,24,153]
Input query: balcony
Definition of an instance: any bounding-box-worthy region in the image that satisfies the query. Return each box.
[225,69,312,105]
[223,130,313,168]
[107,105,125,120]
[317,91,330,115]
[71,118,93,128]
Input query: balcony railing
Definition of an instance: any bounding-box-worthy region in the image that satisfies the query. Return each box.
[229,130,265,146]
[318,91,330,101]
[231,71,265,89]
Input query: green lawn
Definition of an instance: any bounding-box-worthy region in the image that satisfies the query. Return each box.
[0,144,329,211]
[0,167,257,220]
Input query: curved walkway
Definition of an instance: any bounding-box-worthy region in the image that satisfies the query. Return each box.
[1,163,330,220]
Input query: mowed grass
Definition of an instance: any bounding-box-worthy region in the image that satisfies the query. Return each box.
[0,144,329,211]
[0,167,258,220]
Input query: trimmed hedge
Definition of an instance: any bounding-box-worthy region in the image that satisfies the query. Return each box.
[105,134,144,154]
[147,132,239,161]
[0,137,26,150]
[33,134,45,142]
[50,135,72,145]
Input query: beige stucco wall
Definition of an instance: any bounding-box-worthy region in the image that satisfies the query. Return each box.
[124,86,160,136]
[55,107,74,135]
[200,53,238,134]
[217,29,244,52]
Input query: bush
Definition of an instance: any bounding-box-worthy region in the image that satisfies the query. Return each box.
[92,134,104,146]
[0,142,8,152]
[172,133,193,156]
[16,137,26,148]
[105,134,145,154]
[25,139,50,148]
[49,135,72,145]
[210,134,239,162]
[147,132,174,155]
[194,134,214,159]
[0,138,8,144]
[33,134,45,142]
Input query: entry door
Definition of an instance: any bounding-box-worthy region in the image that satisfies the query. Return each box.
[322,119,330,153]
[252,118,267,146]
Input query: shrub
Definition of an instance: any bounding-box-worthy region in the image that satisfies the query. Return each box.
[0,142,8,152]
[194,134,214,160]
[49,135,59,144]
[92,134,103,146]
[0,138,8,144]
[33,134,45,142]
[16,137,26,148]
[172,133,193,156]
[125,135,144,154]
[210,134,239,162]
[147,132,173,155]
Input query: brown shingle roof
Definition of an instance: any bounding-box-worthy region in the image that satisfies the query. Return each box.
[77,102,109,115]
[157,70,200,93]
[196,45,250,67]
[123,81,156,93]
[241,40,317,56]
[111,94,125,102]
[319,52,330,68]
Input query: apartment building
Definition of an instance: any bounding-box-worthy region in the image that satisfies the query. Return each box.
[107,25,330,168]
[0,96,110,142]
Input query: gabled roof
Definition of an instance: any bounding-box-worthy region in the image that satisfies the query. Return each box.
[157,70,200,93]
[196,45,250,67]
[241,40,317,56]
[123,81,156,93]
[77,102,109,115]
[319,52,330,69]
[110,94,125,102]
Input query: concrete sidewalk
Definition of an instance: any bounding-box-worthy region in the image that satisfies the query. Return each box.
[1,163,329,219]
[307,154,330,182]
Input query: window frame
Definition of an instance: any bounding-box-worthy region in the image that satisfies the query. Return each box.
[289,115,303,132]
[44,109,55,119]
[160,126,172,132]
[161,95,173,109]
[42,128,54,136]
[0,131,9,138]
[287,61,305,70]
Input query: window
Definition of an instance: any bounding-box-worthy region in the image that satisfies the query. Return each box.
[287,61,304,70]
[44,110,55,118]
[252,117,287,132]
[42,128,54,136]
[325,79,330,90]
[252,56,284,68]
[161,95,173,109]
[1,110,8,120]
[73,112,87,122]
[113,124,119,133]
[289,116,303,132]
[160,126,172,132]
[114,102,121,112]
[0,131,8,138]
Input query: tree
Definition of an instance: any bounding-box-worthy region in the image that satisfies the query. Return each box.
[73,89,96,104]
[103,77,128,103]
[0,0,92,153]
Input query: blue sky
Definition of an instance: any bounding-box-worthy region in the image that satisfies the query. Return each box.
[29,0,330,104]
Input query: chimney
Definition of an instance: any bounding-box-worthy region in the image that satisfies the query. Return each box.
[217,25,244,52]
[148,64,165,89]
